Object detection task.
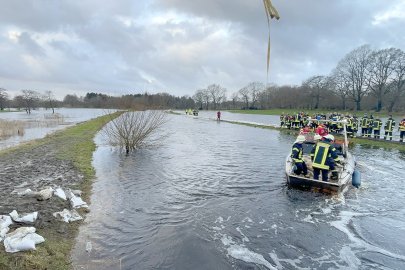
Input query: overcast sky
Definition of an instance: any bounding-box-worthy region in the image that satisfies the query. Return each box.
[1,0,404,99]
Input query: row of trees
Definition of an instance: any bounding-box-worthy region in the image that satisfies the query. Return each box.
[0,88,57,114]
[192,45,405,112]
[0,89,196,112]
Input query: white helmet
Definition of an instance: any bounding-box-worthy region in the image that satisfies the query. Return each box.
[314,134,322,141]
[324,134,335,141]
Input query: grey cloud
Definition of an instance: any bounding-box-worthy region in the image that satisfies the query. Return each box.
[18,32,45,56]
[1,0,405,98]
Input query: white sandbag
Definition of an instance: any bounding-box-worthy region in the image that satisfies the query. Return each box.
[69,191,88,209]
[9,210,38,223]
[3,227,45,253]
[36,187,54,201]
[17,189,33,195]
[0,215,13,242]
[53,209,83,223]
[1,227,10,242]
[0,215,13,229]
[54,187,67,200]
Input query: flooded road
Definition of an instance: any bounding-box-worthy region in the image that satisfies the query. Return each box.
[73,113,405,270]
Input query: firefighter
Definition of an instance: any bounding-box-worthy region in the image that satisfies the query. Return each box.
[399,117,405,142]
[360,114,369,137]
[367,115,374,138]
[352,116,359,136]
[280,114,285,127]
[346,117,354,137]
[310,134,340,182]
[372,118,382,139]
[384,115,396,141]
[291,135,308,177]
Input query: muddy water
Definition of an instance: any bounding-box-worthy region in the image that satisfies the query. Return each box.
[72,113,405,270]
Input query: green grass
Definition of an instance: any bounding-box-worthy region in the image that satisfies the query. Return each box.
[228,109,404,117]
[0,111,123,270]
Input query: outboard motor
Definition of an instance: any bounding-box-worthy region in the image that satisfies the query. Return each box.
[352,170,361,188]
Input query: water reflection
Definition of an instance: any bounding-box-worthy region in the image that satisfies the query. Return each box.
[0,108,110,150]
[73,113,405,269]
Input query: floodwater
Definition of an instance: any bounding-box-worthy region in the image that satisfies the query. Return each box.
[0,108,110,150]
[72,112,405,270]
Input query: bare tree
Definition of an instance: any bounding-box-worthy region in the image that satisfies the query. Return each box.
[193,89,205,110]
[366,48,398,111]
[336,44,372,111]
[302,75,327,109]
[387,49,405,112]
[239,86,250,109]
[329,70,350,110]
[103,110,168,154]
[231,92,239,109]
[248,82,265,108]
[63,94,82,107]
[207,84,227,110]
[202,89,211,110]
[0,88,8,110]
[44,90,56,113]
[21,90,40,114]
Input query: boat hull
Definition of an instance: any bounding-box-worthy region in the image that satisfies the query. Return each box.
[285,149,355,194]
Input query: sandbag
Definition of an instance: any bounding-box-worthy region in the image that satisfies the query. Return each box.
[54,187,67,200]
[68,191,88,209]
[3,227,45,253]
[0,215,13,242]
[53,209,83,223]
[9,210,38,223]
[36,187,54,201]
[1,227,10,242]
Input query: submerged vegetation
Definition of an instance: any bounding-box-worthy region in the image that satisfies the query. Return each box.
[103,110,168,154]
[0,120,25,138]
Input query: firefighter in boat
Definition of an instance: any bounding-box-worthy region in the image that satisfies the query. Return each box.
[291,135,308,177]
[310,134,340,182]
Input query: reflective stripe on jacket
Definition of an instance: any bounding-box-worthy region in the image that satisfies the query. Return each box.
[311,141,338,170]
[373,119,382,130]
[291,143,303,163]
[361,118,369,128]
[385,119,395,131]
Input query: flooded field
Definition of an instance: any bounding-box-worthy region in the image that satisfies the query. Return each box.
[73,113,405,269]
[0,108,109,150]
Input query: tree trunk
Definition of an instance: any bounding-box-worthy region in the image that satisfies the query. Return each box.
[356,101,361,111]
[376,98,382,112]
[387,99,395,112]
[341,97,346,110]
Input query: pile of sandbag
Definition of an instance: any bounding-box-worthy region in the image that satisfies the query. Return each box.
[1,185,89,253]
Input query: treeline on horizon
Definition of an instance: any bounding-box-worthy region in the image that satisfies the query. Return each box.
[0,44,404,113]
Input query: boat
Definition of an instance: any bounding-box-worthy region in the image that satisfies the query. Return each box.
[285,119,357,193]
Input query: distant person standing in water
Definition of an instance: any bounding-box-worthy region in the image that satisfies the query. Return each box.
[217,111,221,121]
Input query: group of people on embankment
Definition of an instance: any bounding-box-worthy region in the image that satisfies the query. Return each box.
[280,112,405,143]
